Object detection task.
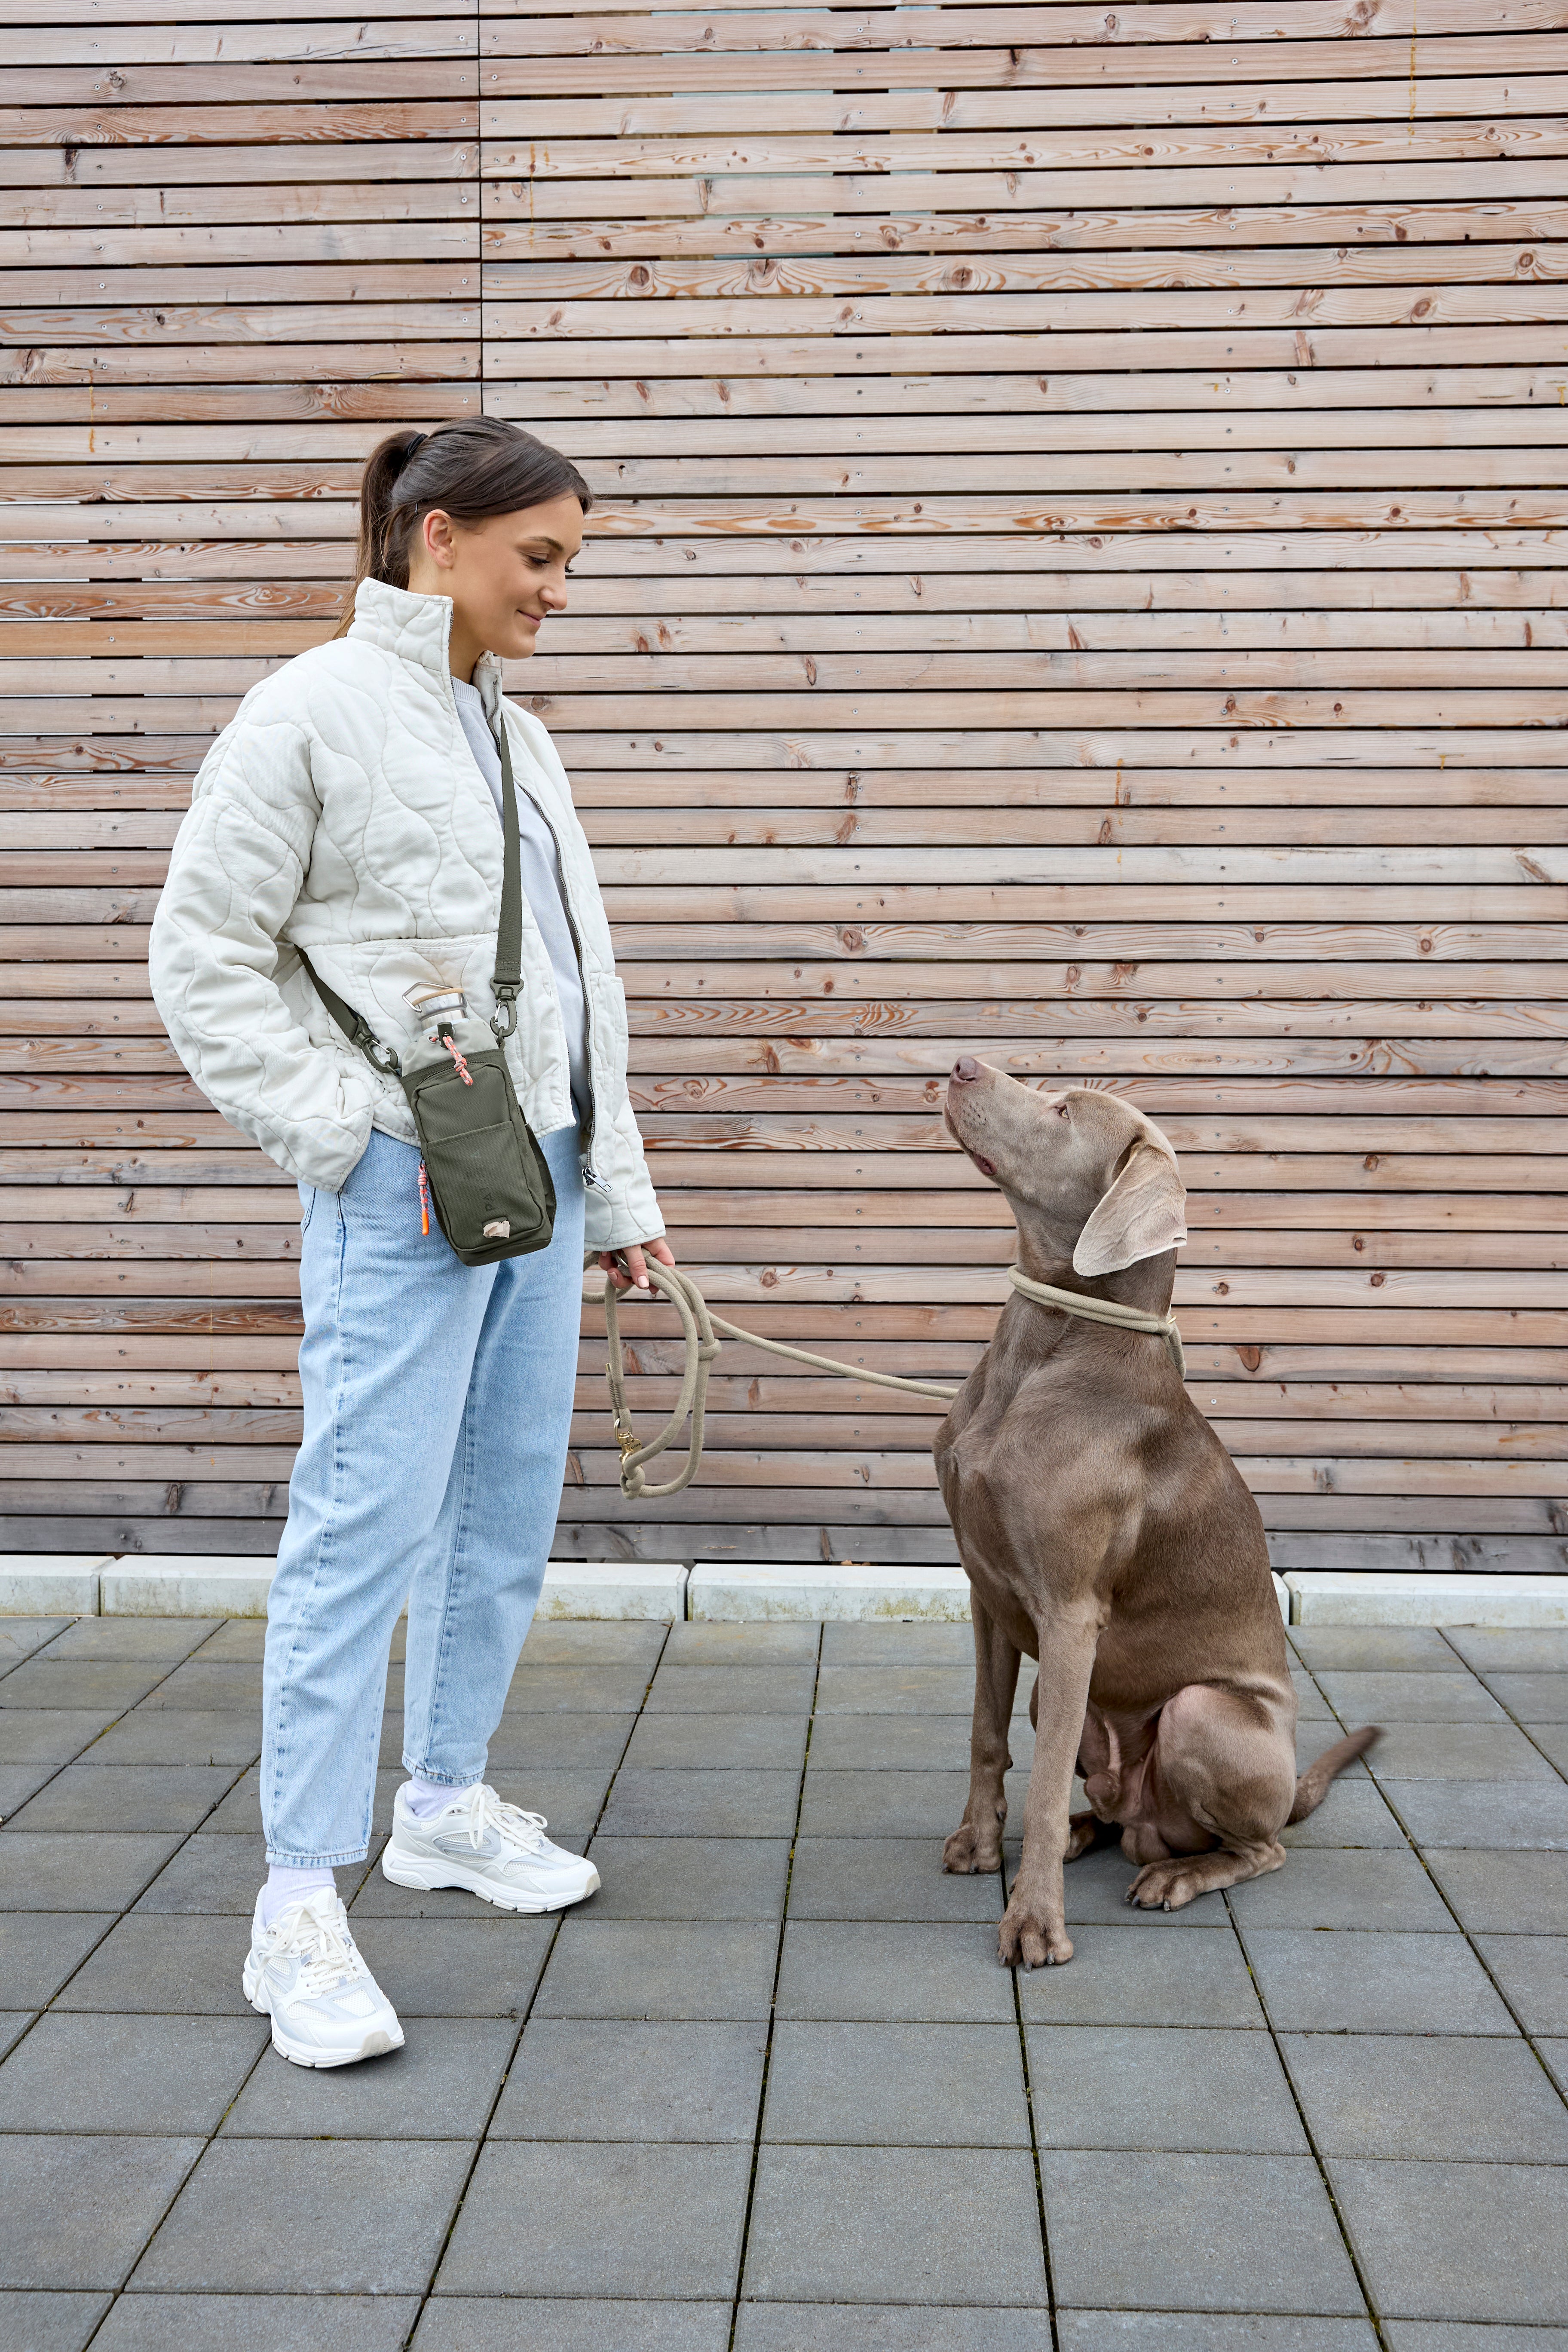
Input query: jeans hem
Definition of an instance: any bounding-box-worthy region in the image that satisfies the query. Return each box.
[400,1763,484,1788]
[264,1845,371,1870]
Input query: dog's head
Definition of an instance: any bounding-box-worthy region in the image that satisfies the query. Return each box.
[943,1060,1186,1280]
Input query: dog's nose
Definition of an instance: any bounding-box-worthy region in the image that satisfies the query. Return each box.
[951,1056,981,1084]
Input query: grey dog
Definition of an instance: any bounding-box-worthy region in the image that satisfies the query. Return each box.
[936,1058,1378,1969]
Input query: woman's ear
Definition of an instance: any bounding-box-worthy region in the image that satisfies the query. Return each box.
[1073,1140,1187,1278]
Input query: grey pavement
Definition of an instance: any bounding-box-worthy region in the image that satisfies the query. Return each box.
[0,1611,1564,2345]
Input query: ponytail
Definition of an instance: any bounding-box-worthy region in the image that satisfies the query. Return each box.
[331,418,593,637]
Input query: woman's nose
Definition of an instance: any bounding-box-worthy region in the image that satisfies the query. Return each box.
[951,1056,981,1084]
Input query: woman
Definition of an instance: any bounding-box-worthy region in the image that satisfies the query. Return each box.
[150,420,674,2066]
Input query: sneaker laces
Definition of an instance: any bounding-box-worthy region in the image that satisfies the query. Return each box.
[449,1780,551,1857]
[264,1893,373,1997]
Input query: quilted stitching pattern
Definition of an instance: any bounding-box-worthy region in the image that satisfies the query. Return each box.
[148,577,662,1251]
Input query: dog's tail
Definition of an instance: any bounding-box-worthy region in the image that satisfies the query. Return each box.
[1287,1724,1382,1824]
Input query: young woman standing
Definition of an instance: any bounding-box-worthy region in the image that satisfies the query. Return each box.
[150,420,674,2066]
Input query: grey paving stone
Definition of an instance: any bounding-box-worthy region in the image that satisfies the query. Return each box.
[596,1767,800,1837]
[1525,1721,1568,1774]
[0,1832,181,1913]
[579,1838,790,1920]
[800,1766,1030,1839]
[96,2294,420,2351]
[1227,1847,1458,1931]
[1542,2041,1568,2097]
[8,1764,240,1834]
[1426,1848,1568,1934]
[221,2015,513,2138]
[132,2139,472,2293]
[1480,1672,1568,1720]
[763,2020,1030,2147]
[1474,1933,1568,2033]
[787,1836,1004,1924]
[0,1712,118,1765]
[53,1914,251,2015]
[131,1835,271,1916]
[622,1712,808,1772]
[1028,2024,1308,2153]
[192,1620,270,1660]
[352,1917,555,2019]
[735,2312,1052,2352]
[0,1663,165,1713]
[775,1920,1017,2023]
[742,2144,1046,2305]
[0,1915,115,2006]
[534,1918,777,2020]
[40,1620,219,1664]
[1289,1629,1467,1673]
[667,1621,820,1664]
[643,1664,817,1715]
[0,2135,202,2290]
[1367,1722,1559,1780]
[436,2142,750,2298]
[413,2300,732,2352]
[138,1662,263,1712]
[1282,2032,1568,2160]
[814,1664,978,1716]
[1314,1672,1506,1724]
[1280,1780,1409,1850]
[503,1665,653,1715]
[0,2291,110,2352]
[0,2013,33,2060]
[1292,1670,1337,1721]
[466,1710,631,1772]
[1057,2321,1377,2352]
[1240,1928,1516,2034]
[808,1715,1029,1773]
[1016,1926,1265,2028]
[1332,2159,1568,2323]
[1446,1629,1568,1673]
[1043,2150,1363,2314]
[1062,1845,1220,1925]
[820,1622,978,1665]
[0,2013,267,2134]
[492,2018,767,2141]
[1382,2328,1568,2352]
[1378,1779,1568,1848]
[85,1712,264,1767]
[0,1623,74,1678]
[0,1767,60,1821]
[521,1620,668,1665]
[1297,1727,1369,1779]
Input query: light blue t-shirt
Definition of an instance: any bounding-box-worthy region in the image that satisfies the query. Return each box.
[452,678,591,1129]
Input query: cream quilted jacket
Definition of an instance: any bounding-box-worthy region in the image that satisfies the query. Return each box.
[149,576,664,1253]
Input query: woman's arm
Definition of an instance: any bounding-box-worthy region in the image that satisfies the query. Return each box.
[149,711,382,1190]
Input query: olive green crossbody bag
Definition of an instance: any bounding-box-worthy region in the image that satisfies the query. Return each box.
[297,709,557,1267]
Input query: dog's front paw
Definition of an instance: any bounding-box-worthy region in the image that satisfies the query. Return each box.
[943,1820,1002,1875]
[998,1897,1073,1970]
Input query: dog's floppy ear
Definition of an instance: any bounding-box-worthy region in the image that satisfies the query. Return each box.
[1072,1140,1187,1278]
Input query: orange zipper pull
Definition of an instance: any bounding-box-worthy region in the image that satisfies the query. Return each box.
[417,1159,430,1236]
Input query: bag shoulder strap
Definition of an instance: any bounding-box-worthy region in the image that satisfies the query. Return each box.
[297,689,526,1066]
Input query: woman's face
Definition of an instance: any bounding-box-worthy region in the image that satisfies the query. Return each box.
[406,493,585,671]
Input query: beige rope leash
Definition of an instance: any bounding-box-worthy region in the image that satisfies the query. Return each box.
[591,1254,1185,1501]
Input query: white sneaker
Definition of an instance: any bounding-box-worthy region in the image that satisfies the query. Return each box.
[242,1888,404,2069]
[382,1781,601,1914]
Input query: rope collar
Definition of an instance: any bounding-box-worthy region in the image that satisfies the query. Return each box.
[1007,1265,1186,1377]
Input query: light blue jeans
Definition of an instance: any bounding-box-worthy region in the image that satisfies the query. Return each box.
[262,1124,587,1867]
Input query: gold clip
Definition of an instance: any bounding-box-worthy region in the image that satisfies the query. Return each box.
[616,1426,640,1463]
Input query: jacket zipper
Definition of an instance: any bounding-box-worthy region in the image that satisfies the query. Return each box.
[496,707,608,1195]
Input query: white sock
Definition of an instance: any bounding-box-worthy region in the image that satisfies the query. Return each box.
[260,1864,335,1929]
[404,1774,461,1819]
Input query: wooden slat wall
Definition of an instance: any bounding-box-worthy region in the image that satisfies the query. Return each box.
[3,0,1565,1576]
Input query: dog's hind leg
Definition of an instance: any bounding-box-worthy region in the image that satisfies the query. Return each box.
[943,1590,1020,1876]
[1123,1683,1298,1914]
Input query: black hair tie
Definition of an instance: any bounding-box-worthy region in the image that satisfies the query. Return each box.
[399,432,428,469]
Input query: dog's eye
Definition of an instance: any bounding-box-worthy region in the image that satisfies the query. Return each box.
[1056,1102,1069,1120]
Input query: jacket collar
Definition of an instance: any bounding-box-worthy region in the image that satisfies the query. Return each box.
[347,576,505,721]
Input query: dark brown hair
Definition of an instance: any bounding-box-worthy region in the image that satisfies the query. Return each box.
[333,418,592,635]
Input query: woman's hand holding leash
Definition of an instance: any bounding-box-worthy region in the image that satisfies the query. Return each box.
[600,1235,677,1296]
